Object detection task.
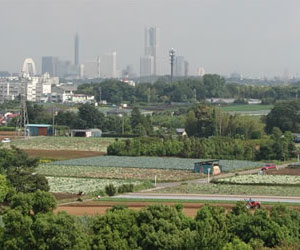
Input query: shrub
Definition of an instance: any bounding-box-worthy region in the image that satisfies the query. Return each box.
[118,184,134,193]
[105,184,116,196]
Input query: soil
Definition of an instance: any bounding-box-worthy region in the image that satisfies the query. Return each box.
[52,192,81,200]
[24,149,105,160]
[266,168,300,176]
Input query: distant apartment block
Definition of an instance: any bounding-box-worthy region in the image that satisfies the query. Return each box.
[101,52,117,78]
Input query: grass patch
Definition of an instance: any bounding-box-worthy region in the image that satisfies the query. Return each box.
[221,104,273,112]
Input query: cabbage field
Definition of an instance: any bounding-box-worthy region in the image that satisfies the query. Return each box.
[214,175,300,185]
[46,177,142,194]
[48,156,262,172]
[7,137,114,152]
[37,165,201,182]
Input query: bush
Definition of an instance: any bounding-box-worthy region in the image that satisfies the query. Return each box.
[117,184,134,194]
[105,184,117,196]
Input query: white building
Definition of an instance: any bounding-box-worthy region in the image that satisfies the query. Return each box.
[101,52,117,78]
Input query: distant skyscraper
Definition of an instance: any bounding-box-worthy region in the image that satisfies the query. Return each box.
[101,51,117,78]
[140,56,154,77]
[42,57,58,76]
[144,26,159,75]
[74,32,79,66]
[175,56,185,77]
[184,61,189,77]
[22,58,36,76]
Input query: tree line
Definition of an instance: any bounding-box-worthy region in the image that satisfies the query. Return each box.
[1,193,300,249]
[108,130,295,161]
[77,76,300,104]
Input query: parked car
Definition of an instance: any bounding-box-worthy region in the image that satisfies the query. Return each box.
[261,163,277,171]
[1,138,11,143]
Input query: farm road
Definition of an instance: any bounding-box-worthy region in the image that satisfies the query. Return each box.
[115,193,300,204]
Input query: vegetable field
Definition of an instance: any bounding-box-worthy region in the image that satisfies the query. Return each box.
[38,165,201,182]
[47,177,142,194]
[214,175,300,185]
[49,156,262,172]
[156,183,300,197]
[6,137,115,152]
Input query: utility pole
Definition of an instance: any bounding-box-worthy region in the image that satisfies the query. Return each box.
[52,104,55,136]
[169,48,175,83]
[99,87,102,104]
[147,88,150,104]
[16,81,29,137]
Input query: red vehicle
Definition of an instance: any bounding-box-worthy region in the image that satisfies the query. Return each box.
[261,163,277,171]
[245,199,261,209]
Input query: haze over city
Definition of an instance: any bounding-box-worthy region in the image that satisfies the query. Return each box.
[1,0,300,78]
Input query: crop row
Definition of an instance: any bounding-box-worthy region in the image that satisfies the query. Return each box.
[49,156,262,172]
[214,175,300,185]
[46,176,142,194]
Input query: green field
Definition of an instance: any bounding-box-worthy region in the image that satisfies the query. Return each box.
[156,183,300,197]
[7,137,115,152]
[221,104,273,112]
[48,156,262,172]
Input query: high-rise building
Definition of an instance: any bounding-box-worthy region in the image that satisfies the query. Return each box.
[42,57,58,76]
[101,52,117,78]
[184,61,189,77]
[143,26,159,76]
[175,56,185,77]
[74,32,79,66]
[140,56,154,77]
[83,57,101,79]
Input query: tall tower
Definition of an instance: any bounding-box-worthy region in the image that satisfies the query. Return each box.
[144,27,159,76]
[169,48,175,83]
[74,32,79,66]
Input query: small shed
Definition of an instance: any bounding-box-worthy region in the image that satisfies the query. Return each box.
[25,124,53,136]
[194,160,222,175]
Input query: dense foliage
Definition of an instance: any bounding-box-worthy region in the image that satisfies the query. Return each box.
[266,100,300,133]
[107,134,295,161]
[1,195,300,249]
[0,146,49,193]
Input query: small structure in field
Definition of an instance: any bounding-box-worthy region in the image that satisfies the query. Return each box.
[25,124,53,136]
[194,160,222,175]
[70,128,102,137]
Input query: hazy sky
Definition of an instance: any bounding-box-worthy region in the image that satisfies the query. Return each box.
[1,0,300,77]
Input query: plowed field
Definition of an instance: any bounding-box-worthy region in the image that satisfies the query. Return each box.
[265,168,300,175]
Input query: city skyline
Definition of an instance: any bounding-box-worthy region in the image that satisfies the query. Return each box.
[1,0,300,78]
